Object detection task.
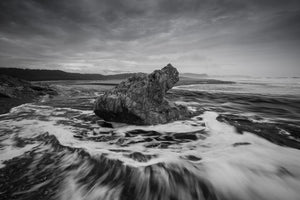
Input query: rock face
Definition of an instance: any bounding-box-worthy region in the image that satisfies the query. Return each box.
[94,64,191,125]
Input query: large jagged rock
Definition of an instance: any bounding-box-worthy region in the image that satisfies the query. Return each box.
[94,64,191,125]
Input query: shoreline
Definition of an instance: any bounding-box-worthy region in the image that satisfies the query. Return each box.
[0,75,58,115]
[39,78,235,86]
[0,78,234,115]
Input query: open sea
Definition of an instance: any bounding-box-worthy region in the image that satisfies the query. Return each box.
[1,77,300,200]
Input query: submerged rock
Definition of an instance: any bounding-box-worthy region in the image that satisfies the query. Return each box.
[94,64,191,125]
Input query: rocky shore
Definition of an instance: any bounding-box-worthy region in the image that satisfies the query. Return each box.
[0,75,57,114]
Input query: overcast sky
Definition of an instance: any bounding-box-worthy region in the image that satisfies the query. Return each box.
[0,0,300,76]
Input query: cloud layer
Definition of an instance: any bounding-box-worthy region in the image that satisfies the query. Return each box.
[0,0,300,76]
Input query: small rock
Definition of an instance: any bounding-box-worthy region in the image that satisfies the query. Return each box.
[97,120,113,128]
[232,142,251,147]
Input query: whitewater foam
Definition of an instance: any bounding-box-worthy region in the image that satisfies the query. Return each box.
[1,103,300,199]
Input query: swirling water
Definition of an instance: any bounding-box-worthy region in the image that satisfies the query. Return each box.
[0,78,300,200]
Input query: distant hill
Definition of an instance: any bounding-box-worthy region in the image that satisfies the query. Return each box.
[0,68,135,81]
[181,73,208,79]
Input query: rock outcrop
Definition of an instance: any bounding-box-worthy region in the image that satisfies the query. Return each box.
[0,75,57,114]
[94,64,191,125]
[0,75,57,98]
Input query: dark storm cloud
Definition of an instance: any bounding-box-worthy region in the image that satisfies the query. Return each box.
[0,0,300,76]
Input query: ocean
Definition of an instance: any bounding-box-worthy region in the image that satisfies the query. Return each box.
[0,77,300,200]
